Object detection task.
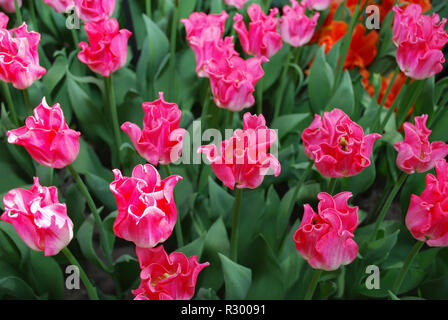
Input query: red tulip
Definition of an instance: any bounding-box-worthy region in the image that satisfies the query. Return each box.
[198,112,281,189]
[133,245,209,300]
[1,178,74,256]
[234,3,283,58]
[121,92,186,166]
[301,108,381,178]
[394,115,448,174]
[109,165,182,248]
[78,17,131,77]
[7,98,81,169]
[293,192,359,271]
[406,159,448,247]
[0,15,46,89]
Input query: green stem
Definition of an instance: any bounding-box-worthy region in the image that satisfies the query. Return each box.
[104,75,122,168]
[67,164,113,268]
[71,28,79,48]
[392,241,424,295]
[274,48,293,119]
[429,104,448,129]
[304,269,323,300]
[23,89,32,115]
[14,0,22,24]
[61,248,99,300]
[227,111,233,129]
[201,86,211,130]
[287,161,313,220]
[1,82,19,126]
[170,0,178,67]
[371,172,407,241]
[165,164,184,248]
[378,78,410,133]
[257,77,263,115]
[328,178,337,194]
[230,188,243,262]
[372,68,399,132]
[28,0,38,30]
[145,0,152,18]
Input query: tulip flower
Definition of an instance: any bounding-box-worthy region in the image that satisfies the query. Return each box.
[42,0,74,13]
[205,55,267,112]
[0,0,21,12]
[1,177,74,256]
[293,192,359,271]
[393,4,448,80]
[301,108,382,178]
[0,16,46,89]
[7,97,81,169]
[394,114,448,174]
[198,112,281,189]
[78,17,132,77]
[306,0,330,11]
[73,0,115,22]
[223,0,249,9]
[406,159,448,247]
[133,245,209,300]
[279,0,320,48]
[121,92,186,166]
[233,3,283,58]
[109,164,182,248]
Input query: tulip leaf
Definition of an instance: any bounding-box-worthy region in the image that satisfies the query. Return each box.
[177,234,206,260]
[77,215,111,273]
[219,253,252,300]
[208,177,234,221]
[308,46,335,113]
[113,255,140,292]
[328,71,355,116]
[0,276,39,300]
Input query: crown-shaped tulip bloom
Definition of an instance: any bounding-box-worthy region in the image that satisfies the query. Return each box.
[1,178,74,256]
[7,98,81,169]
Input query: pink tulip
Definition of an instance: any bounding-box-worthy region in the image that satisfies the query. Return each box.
[306,0,330,11]
[121,92,186,166]
[393,4,448,80]
[234,3,283,58]
[0,0,21,12]
[198,112,281,189]
[78,17,131,77]
[73,0,115,22]
[109,165,182,248]
[0,17,46,89]
[301,108,382,178]
[279,0,320,47]
[181,11,232,78]
[394,115,448,174]
[205,55,267,111]
[7,98,81,169]
[406,159,448,247]
[1,177,74,256]
[42,0,74,13]
[293,192,359,271]
[133,245,209,300]
[223,0,249,9]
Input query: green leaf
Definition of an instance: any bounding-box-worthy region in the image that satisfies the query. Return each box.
[328,71,355,116]
[198,218,230,291]
[362,230,400,265]
[113,255,140,292]
[208,177,234,221]
[0,276,39,300]
[218,253,252,300]
[272,113,312,140]
[84,172,116,211]
[307,46,334,113]
[179,0,197,19]
[26,251,64,299]
[77,215,110,272]
[241,235,284,299]
[177,235,206,260]
[341,160,376,195]
[43,54,67,97]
